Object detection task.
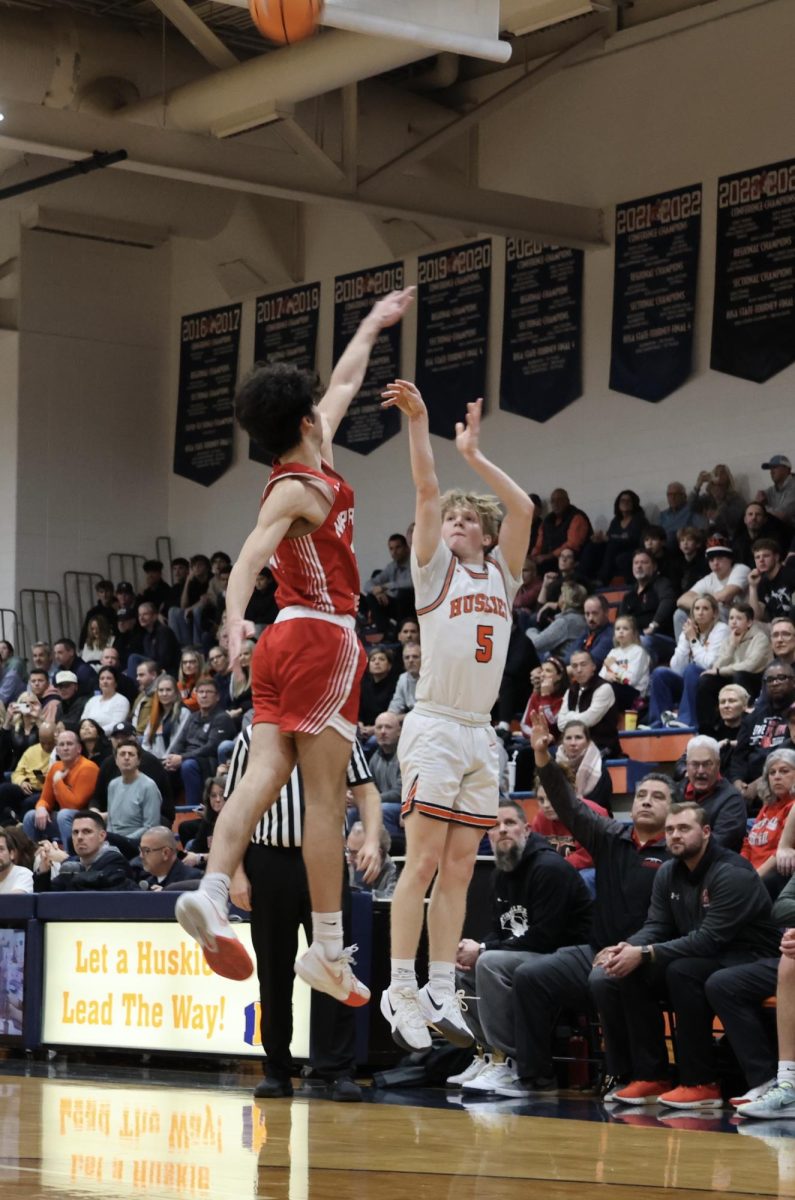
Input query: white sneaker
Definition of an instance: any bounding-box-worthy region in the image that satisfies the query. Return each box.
[417,985,475,1048]
[380,987,432,1051]
[447,1055,488,1087]
[730,1078,777,1108]
[175,890,253,980]
[462,1057,517,1093]
[294,942,370,1007]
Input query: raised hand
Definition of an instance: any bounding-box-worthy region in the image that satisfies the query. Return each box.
[381,379,427,419]
[529,709,554,758]
[455,398,483,460]
[370,287,416,329]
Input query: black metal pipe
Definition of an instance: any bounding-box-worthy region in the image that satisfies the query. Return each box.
[0,149,128,202]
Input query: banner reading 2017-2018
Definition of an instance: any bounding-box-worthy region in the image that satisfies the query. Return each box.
[249,283,321,465]
[332,262,405,456]
[500,239,583,422]
[609,185,701,402]
[415,240,491,440]
[173,303,242,487]
[711,158,795,382]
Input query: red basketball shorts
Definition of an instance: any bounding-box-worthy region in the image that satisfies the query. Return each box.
[252,616,366,741]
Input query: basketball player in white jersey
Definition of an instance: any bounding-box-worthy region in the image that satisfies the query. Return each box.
[378,380,534,1051]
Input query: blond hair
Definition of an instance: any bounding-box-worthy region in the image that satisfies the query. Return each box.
[440,488,502,546]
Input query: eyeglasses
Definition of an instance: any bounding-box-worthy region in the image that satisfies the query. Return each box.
[140,846,168,855]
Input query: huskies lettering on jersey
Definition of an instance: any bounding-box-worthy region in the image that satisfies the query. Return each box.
[449,594,509,620]
[499,905,529,938]
[334,507,354,539]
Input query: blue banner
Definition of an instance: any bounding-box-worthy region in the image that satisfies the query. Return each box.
[610,185,701,402]
[249,283,321,465]
[173,303,242,487]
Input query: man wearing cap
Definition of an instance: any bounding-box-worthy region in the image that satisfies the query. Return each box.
[757,455,795,525]
[52,638,96,698]
[53,671,88,730]
[93,722,175,827]
[674,542,750,641]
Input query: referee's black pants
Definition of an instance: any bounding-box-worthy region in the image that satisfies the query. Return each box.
[244,843,356,1083]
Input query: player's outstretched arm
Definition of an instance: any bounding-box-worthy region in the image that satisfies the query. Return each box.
[318,288,415,451]
[455,399,534,577]
[382,379,440,567]
[224,477,330,667]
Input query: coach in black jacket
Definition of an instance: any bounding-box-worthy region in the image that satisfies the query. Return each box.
[592,803,781,1105]
[456,799,592,1063]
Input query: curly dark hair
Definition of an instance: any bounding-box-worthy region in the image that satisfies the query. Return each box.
[235,362,322,461]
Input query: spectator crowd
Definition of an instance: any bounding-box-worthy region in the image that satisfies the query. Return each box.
[1,452,795,1112]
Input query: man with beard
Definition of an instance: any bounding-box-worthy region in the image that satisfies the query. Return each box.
[450,798,592,1095]
[594,804,779,1108]
[569,594,614,670]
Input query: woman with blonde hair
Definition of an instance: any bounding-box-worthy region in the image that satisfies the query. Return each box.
[646,594,728,728]
[142,674,191,760]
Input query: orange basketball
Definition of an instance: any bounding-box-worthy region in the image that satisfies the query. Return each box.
[249,0,323,44]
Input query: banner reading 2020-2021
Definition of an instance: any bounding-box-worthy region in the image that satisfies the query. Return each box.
[249,283,321,465]
[500,238,583,423]
[173,303,242,487]
[711,158,795,382]
[609,185,701,402]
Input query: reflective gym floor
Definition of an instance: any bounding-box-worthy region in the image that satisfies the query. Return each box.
[1,1058,793,1200]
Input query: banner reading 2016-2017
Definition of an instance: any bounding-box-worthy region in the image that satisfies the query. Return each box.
[332,262,405,455]
[711,158,795,382]
[609,185,701,402]
[500,239,583,422]
[173,303,242,487]
[249,283,321,465]
[415,240,491,440]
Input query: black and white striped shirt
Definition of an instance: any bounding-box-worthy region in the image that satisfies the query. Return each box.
[225,728,373,848]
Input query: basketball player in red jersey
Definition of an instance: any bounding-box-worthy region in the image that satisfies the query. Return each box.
[176,287,414,1003]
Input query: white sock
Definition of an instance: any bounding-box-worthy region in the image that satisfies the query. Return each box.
[390,959,418,992]
[778,1061,795,1087]
[428,961,456,997]
[199,872,230,917]
[312,911,343,961]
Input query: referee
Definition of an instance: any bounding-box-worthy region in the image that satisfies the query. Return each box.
[227,726,383,1102]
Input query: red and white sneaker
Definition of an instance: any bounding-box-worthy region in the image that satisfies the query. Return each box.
[658,1083,723,1110]
[175,890,253,981]
[612,1079,671,1106]
[730,1078,776,1108]
[295,942,370,1007]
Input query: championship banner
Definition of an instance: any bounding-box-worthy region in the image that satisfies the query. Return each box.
[249,283,321,465]
[609,185,701,402]
[415,240,492,440]
[173,303,242,486]
[332,262,405,455]
[500,238,583,422]
[711,158,795,382]
[42,922,309,1058]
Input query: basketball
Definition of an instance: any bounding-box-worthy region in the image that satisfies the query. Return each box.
[249,0,323,44]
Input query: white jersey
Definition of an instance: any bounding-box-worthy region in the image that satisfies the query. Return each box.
[412,540,521,724]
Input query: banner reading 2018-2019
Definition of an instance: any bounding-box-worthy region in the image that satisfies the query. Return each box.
[415,240,491,440]
[332,262,405,456]
[711,158,795,382]
[610,185,701,402]
[173,304,242,487]
[249,283,321,465]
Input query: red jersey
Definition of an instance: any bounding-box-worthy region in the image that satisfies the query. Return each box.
[262,459,359,617]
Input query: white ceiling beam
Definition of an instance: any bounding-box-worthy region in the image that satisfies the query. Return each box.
[0,99,606,249]
[150,0,239,69]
